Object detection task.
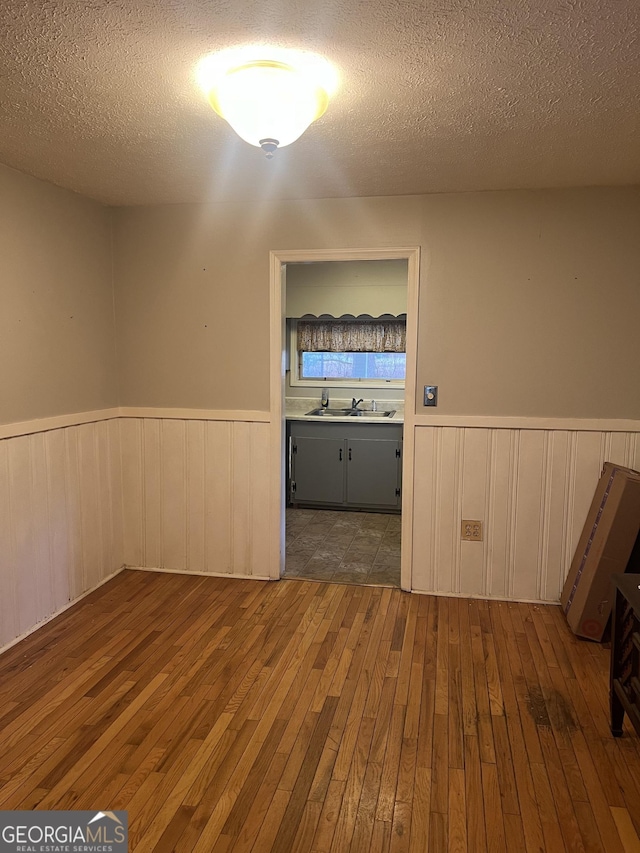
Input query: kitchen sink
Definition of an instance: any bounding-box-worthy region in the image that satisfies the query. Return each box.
[305,408,356,416]
[351,409,397,418]
[305,408,396,418]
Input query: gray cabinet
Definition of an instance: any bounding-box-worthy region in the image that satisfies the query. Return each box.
[345,438,401,507]
[290,436,344,504]
[288,420,402,511]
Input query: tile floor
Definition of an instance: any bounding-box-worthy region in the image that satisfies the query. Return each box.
[284,507,401,586]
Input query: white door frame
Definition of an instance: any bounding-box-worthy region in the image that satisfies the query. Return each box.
[268,247,421,591]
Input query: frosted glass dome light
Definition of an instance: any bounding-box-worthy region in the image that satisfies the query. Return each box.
[197,47,338,157]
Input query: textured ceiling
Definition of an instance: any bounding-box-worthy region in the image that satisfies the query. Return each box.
[0,0,638,206]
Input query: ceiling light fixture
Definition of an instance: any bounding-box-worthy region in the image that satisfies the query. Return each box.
[197,46,338,158]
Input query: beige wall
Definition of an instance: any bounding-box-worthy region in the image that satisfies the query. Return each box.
[285,259,408,317]
[421,187,640,418]
[0,164,117,424]
[113,187,640,418]
[113,196,423,411]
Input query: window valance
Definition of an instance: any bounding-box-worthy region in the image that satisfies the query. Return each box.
[296,318,406,353]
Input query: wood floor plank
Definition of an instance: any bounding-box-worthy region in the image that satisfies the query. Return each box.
[481,762,507,853]
[503,712,546,853]
[415,596,437,772]
[430,712,449,815]
[329,696,378,852]
[538,725,586,853]
[376,703,406,821]
[491,713,520,817]
[570,731,626,853]
[271,695,339,852]
[291,800,323,853]
[530,759,569,852]
[463,735,487,853]
[610,808,640,853]
[310,777,347,853]
[459,601,479,738]
[248,787,290,853]
[470,601,496,765]
[408,767,431,853]
[212,753,288,853]
[448,767,467,853]
[395,734,417,806]
[573,800,606,853]
[448,630,465,771]
[390,800,412,853]
[503,813,527,852]
[0,570,637,853]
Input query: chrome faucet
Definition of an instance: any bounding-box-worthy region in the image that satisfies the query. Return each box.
[351,398,364,410]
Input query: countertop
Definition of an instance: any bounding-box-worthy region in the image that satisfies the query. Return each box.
[285,397,404,424]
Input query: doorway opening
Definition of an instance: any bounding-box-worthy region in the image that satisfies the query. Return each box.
[268,248,420,591]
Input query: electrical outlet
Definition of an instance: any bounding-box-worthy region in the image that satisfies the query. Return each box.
[461,520,483,541]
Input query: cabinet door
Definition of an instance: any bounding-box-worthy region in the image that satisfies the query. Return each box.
[346,439,401,508]
[291,436,345,504]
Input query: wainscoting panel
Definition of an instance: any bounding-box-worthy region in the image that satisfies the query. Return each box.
[0,419,124,650]
[119,418,272,578]
[3,410,639,652]
[411,425,640,602]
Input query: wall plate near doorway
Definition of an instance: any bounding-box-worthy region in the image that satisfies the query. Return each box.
[424,385,438,406]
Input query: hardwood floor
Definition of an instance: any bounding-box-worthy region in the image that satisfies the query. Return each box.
[1,569,640,852]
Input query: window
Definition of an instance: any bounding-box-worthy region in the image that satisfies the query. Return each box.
[300,351,406,381]
[290,318,406,388]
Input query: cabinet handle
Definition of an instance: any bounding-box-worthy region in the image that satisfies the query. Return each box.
[348,448,352,461]
[339,448,342,461]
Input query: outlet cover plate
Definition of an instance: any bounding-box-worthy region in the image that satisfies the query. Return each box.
[461,520,483,541]
[424,385,438,406]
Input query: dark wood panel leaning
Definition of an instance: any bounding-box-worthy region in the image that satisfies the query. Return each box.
[610,573,640,739]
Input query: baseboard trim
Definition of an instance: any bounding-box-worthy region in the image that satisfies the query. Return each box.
[126,566,274,582]
[0,566,126,658]
[410,587,562,606]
